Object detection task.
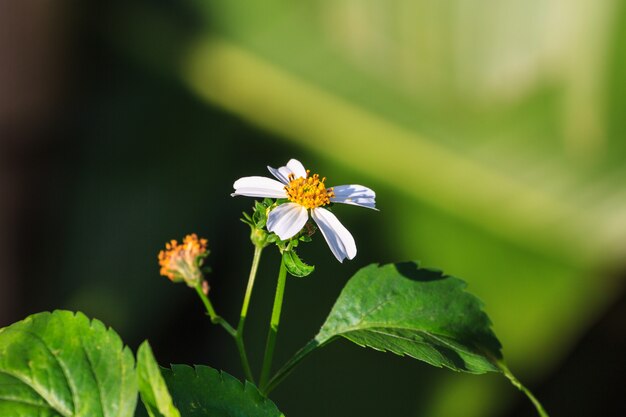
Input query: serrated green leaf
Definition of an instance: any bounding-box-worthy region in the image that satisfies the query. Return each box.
[316,262,502,373]
[0,310,137,417]
[282,250,314,277]
[136,342,180,417]
[162,365,284,417]
[264,262,503,395]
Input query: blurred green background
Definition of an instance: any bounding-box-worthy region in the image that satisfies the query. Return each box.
[1,1,625,416]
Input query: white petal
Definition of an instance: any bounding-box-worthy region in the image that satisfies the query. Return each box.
[267,158,308,183]
[232,176,287,198]
[311,207,356,262]
[267,166,290,184]
[330,184,377,210]
[286,159,307,178]
[267,203,309,240]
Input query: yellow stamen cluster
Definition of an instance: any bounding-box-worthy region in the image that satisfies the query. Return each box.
[158,233,208,285]
[285,170,334,209]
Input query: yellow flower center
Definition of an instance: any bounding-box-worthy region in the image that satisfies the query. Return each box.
[285,170,335,209]
[158,234,208,284]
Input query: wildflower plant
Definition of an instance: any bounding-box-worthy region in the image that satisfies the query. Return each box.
[0,158,549,417]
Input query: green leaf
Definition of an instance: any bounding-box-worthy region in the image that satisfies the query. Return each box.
[136,342,180,417]
[162,365,284,417]
[0,310,137,417]
[298,235,312,243]
[252,201,267,228]
[264,262,502,395]
[282,250,314,277]
[266,262,549,415]
[315,262,502,373]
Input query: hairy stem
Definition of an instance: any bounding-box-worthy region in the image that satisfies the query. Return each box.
[259,255,288,390]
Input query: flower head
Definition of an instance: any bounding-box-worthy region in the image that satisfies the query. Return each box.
[158,233,209,286]
[232,159,376,262]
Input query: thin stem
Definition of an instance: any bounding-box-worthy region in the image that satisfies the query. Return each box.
[237,245,263,335]
[498,361,550,417]
[259,255,288,390]
[234,245,264,384]
[262,339,320,395]
[194,284,236,337]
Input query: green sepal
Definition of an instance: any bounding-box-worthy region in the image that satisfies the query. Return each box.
[282,250,315,277]
[241,199,281,248]
[195,251,209,268]
[241,211,253,223]
[252,200,268,228]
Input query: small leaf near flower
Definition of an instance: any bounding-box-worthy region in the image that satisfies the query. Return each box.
[283,250,315,277]
[253,200,268,228]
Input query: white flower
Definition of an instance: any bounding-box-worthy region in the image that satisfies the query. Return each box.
[232,159,377,262]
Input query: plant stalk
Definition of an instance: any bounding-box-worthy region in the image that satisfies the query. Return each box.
[259,255,288,390]
[194,284,236,337]
[234,245,264,383]
[498,361,550,417]
[263,338,320,395]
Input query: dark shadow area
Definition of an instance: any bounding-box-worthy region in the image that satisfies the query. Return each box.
[395,261,446,282]
[505,268,626,417]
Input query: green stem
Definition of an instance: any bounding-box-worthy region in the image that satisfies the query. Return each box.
[259,255,288,390]
[194,284,236,337]
[235,245,264,384]
[262,339,320,395]
[498,361,550,417]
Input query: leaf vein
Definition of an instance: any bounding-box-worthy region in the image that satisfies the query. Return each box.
[1,327,76,416]
[340,325,482,358]
[81,343,105,417]
[353,292,396,327]
[0,369,70,417]
[118,347,125,417]
[0,395,51,409]
[357,328,447,364]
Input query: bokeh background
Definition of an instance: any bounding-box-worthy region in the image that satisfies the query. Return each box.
[1,1,625,416]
